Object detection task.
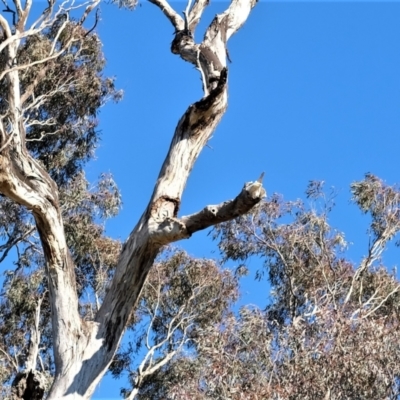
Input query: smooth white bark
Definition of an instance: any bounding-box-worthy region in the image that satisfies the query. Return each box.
[0,0,262,398]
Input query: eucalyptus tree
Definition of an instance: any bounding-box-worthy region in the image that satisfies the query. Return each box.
[0,0,264,398]
[209,176,400,400]
[125,176,400,400]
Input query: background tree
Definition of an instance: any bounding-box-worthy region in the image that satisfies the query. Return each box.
[110,249,239,399]
[0,0,264,398]
[0,8,123,398]
[115,176,400,399]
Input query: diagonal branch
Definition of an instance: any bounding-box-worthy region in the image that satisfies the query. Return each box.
[182,179,266,236]
[11,0,22,20]
[0,13,12,38]
[148,0,184,31]
[79,1,260,396]
[0,226,35,263]
[187,0,209,32]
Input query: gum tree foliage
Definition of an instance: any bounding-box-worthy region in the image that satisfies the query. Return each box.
[113,176,400,400]
[0,0,265,398]
[0,7,123,399]
[110,249,240,400]
[207,176,400,400]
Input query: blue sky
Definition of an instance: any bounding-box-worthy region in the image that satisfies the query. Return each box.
[88,1,400,397]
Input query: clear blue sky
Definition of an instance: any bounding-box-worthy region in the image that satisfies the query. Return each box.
[51,0,400,397]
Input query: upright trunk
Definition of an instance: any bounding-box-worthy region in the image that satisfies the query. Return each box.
[0,0,262,398]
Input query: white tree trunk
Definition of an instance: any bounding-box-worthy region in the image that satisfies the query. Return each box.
[0,0,261,398]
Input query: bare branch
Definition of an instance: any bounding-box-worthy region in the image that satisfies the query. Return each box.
[0,346,18,372]
[181,179,266,237]
[345,232,390,304]
[79,0,100,25]
[0,13,12,39]
[11,0,22,19]
[1,0,16,27]
[0,226,35,263]
[22,0,32,25]
[0,31,76,81]
[148,0,184,31]
[362,285,400,319]
[206,0,258,44]
[0,130,14,153]
[25,294,45,371]
[0,24,44,54]
[187,0,209,32]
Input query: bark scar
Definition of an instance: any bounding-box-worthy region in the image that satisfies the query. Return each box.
[151,196,180,221]
[194,67,227,111]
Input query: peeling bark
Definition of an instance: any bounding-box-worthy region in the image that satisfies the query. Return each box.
[1,0,261,398]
